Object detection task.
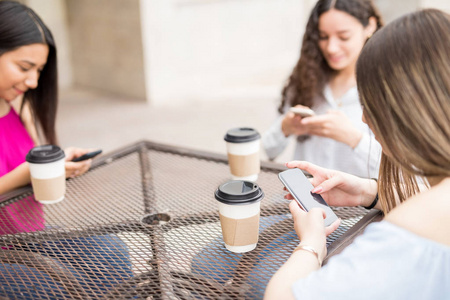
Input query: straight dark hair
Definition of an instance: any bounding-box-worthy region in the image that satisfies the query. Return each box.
[0,0,58,144]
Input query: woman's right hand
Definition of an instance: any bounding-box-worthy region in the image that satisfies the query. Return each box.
[64,147,94,178]
[285,161,378,208]
[281,105,311,137]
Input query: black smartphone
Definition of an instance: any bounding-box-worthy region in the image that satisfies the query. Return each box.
[71,149,102,162]
[278,168,338,227]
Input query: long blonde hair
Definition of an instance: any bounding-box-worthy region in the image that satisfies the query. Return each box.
[356,9,450,213]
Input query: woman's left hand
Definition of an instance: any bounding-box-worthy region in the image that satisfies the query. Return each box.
[301,110,363,148]
[265,201,341,300]
[289,201,341,262]
[63,147,94,178]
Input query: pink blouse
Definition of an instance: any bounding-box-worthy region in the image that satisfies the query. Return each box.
[0,107,44,234]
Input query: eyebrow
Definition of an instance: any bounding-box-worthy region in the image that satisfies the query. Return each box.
[19,60,36,66]
[319,30,351,35]
[19,60,45,69]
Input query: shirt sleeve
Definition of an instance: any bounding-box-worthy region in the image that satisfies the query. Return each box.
[291,221,450,300]
[262,115,290,160]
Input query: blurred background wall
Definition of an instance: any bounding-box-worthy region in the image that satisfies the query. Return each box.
[22,0,450,106]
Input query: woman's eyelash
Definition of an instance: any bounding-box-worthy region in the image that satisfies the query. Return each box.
[318,36,350,41]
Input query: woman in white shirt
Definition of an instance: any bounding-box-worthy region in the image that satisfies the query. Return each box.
[265,8,450,300]
[263,0,383,178]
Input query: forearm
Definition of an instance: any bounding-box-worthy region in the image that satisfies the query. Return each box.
[0,162,31,195]
[265,243,322,300]
[262,117,290,160]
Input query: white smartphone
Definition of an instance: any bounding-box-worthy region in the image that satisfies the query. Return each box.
[290,106,315,118]
[278,168,338,227]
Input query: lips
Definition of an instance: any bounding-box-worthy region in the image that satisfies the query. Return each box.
[13,87,25,95]
[327,55,344,63]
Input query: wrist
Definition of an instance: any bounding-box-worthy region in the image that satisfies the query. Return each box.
[348,130,363,149]
[364,193,379,210]
[361,178,379,208]
[294,241,326,267]
[298,237,326,260]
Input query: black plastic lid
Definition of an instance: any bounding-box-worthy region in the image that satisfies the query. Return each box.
[26,145,65,164]
[215,180,264,205]
[224,127,260,143]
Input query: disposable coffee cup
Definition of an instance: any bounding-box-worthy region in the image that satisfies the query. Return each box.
[26,145,66,204]
[224,127,261,182]
[214,180,264,253]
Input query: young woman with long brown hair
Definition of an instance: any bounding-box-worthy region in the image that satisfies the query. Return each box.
[263,0,383,178]
[265,8,450,299]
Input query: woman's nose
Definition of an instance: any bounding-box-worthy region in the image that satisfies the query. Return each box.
[326,37,340,53]
[24,70,39,89]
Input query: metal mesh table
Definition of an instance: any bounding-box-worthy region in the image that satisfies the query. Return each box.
[0,140,382,299]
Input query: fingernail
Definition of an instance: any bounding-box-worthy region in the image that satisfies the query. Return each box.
[312,186,323,193]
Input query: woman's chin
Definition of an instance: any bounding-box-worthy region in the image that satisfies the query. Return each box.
[328,62,347,72]
[0,93,20,102]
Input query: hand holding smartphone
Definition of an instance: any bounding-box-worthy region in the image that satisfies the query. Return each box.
[71,149,102,162]
[278,168,338,227]
[290,106,315,118]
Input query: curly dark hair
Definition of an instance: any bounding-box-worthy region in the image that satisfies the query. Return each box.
[278,0,383,113]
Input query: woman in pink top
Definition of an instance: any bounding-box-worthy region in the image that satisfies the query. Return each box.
[0,9,92,196]
[0,0,93,233]
[0,2,132,297]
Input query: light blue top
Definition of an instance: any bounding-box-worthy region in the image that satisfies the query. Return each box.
[292,221,450,300]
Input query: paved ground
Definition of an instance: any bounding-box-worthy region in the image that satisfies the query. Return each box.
[57,87,295,164]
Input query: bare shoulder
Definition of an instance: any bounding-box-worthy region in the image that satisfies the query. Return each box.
[385,178,450,246]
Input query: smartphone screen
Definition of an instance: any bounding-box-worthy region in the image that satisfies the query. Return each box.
[278,168,338,226]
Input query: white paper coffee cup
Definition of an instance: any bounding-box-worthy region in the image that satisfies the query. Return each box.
[26,145,66,204]
[214,180,264,253]
[224,127,261,182]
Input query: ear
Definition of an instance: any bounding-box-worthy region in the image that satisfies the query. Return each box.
[365,16,378,37]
